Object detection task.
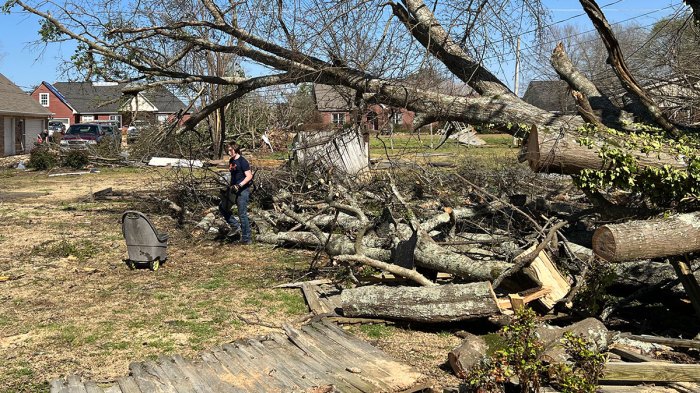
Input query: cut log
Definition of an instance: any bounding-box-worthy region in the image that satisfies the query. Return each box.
[448,332,488,378]
[526,125,686,175]
[601,362,700,383]
[340,282,501,323]
[593,212,700,262]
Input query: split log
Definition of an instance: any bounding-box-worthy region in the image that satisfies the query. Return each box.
[593,212,700,262]
[340,282,501,323]
[448,332,488,378]
[525,125,686,175]
[536,318,608,364]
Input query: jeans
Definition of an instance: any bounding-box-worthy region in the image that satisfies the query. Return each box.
[219,187,251,242]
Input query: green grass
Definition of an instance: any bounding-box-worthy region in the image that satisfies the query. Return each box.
[242,289,307,316]
[358,324,395,339]
[31,239,100,262]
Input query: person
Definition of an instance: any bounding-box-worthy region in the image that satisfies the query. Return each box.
[219,142,254,244]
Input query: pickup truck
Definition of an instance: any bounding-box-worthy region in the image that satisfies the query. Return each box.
[59,123,120,151]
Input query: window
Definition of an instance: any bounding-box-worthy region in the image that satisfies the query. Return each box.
[81,115,95,123]
[391,111,403,125]
[332,113,345,125]
[39,93,49,107]
[157,114,169,123]
[109,115,122,128]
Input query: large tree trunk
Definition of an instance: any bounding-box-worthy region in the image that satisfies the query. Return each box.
[525,125,687,175]
[340,282,501,323]
[593,212,700,262]
[257,231,512,282]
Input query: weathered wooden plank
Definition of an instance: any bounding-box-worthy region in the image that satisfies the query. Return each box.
[66,375,88,393]
[301,324,391,391]
[50,379,69,393]
[622,334,700,350]
[156,356,197,393]
[102,386,123,393]
[273,279,332,288]
[192,353,242,393]
[140,361,180,393]
[304,323,398,386]
[601,362,700,382]
[83,382,106,393]
[301,283,330,315]
[283,324,375,392]
[238,339,310,390]
[116,377,142,393]
[608,344,660,363]
[168,355,214,392]
[262,335,329,387]
[199,351,250,393]
[211,346,269,392]
[129,362,167,393]
[223,342,292,392]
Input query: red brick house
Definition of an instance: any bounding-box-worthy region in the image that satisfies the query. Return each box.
[312,84,415,131]
[0,73,51,156]
[31,81,190,128]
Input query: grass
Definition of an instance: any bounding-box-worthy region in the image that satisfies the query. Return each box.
[358,324,395,339]
[31,239,100,262]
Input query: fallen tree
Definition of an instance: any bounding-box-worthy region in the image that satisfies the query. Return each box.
[340,282,501,323]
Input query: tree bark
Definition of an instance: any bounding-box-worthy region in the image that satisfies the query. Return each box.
[448,333,488,378]
[550,42,633,128]
[592,212,700,262]
[340,282,501,323]
[525,125,687,175]
[580,0,681,139]
[257,230,512,282]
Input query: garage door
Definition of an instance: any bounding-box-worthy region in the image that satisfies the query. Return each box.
[25,119,45,151]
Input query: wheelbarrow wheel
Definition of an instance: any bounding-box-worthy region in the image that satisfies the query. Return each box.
[126,260,135,270]
[149,259,160,271]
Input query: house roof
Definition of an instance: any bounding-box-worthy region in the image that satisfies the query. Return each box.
[522,80,577,114]
[0,73,52,117]
[313,84,355,111]
[51,82,187,114]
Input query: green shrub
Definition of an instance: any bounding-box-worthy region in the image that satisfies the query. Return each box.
[28,145,58,170]
[63,150,89,169]
[549,332,607,393]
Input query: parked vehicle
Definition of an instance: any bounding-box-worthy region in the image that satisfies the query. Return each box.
[48,121,66,135]
[127,120,149,144]
[59,123,120,151]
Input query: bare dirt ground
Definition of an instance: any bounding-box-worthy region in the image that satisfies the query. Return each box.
[0,158,462,392]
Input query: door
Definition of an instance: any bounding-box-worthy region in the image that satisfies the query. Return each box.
[3,117,13,156]
[15,119,25,153]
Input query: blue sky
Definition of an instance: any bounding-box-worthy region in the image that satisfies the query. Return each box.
[0,0,686,92]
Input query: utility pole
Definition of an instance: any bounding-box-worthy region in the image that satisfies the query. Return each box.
[514,37,521,96]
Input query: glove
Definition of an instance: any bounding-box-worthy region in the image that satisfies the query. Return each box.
[231,184,241,193]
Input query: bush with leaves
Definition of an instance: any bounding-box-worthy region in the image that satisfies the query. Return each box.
[549,332,608,393]
[63,150,89,169]
[466,307,545,393]
[28,145,58,170]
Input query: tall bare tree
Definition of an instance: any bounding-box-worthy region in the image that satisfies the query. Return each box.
[8,0,700,205]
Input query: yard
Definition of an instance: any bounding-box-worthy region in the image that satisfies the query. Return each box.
[0,135,518,392]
